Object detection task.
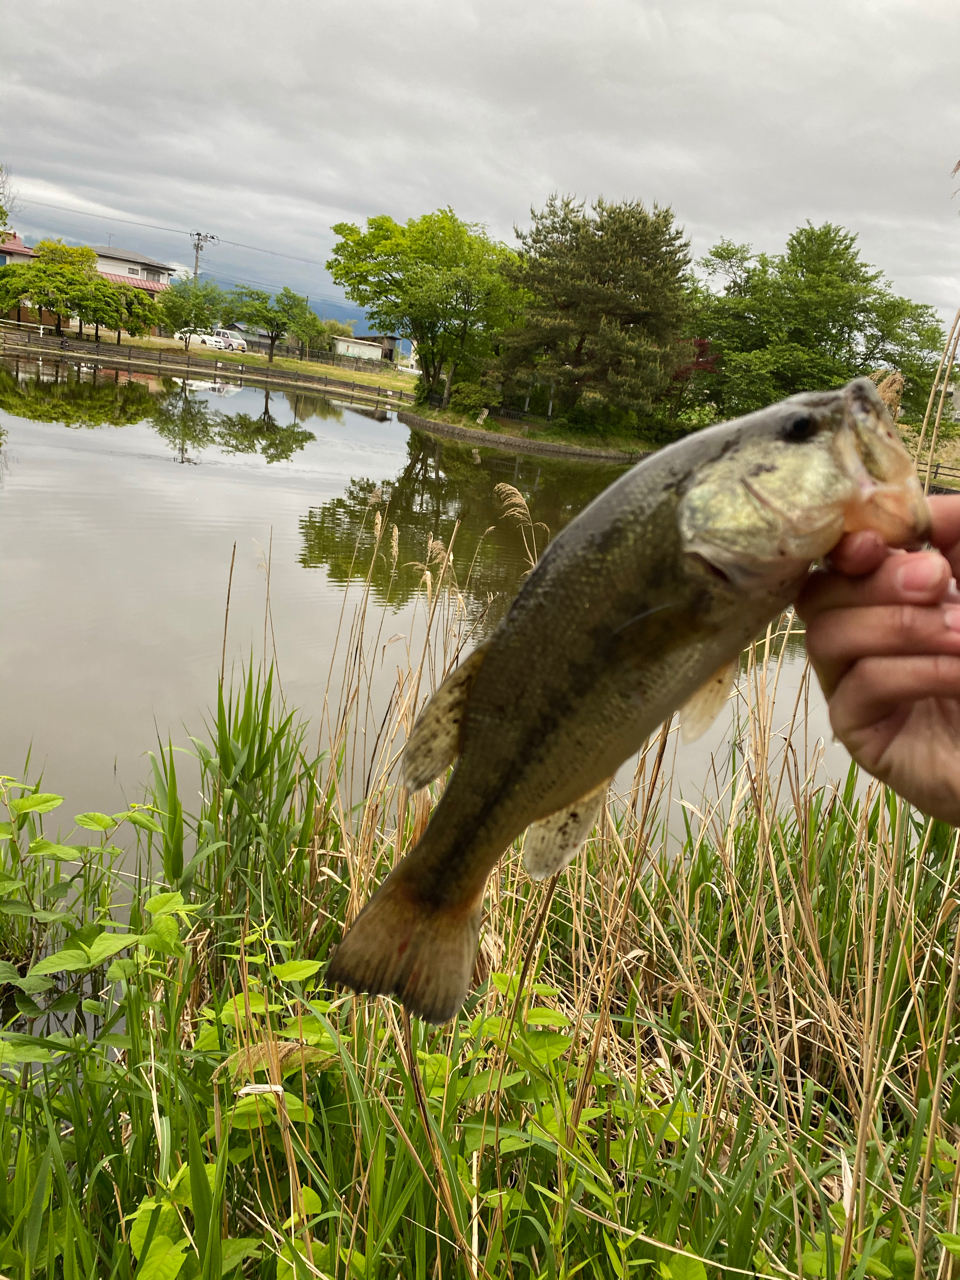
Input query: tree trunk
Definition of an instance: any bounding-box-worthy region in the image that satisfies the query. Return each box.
[117,328,122,345]
[55,314,63,336]
[268,336,278,363]
[441,362,457,408]
[95,322,100,342]
[78,318,84,338]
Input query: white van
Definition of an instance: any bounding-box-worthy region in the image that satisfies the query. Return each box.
[213,329,247,352]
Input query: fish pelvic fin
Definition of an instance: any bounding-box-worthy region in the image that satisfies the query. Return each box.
[522,779,610,881]
[679,659,737,744]
[402,643,489,792]
[327,867,483,1024]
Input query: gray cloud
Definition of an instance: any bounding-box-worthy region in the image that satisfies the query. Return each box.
[4,0,960,316]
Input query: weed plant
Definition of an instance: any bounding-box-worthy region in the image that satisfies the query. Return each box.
[3,509,960,1279]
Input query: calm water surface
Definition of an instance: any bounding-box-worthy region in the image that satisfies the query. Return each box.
[0,358,848,828]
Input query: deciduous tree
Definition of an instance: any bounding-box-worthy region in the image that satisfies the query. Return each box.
[694,223,944,422]
[327,209,519,404]
[224,286,312,363]
[159,278,225,350]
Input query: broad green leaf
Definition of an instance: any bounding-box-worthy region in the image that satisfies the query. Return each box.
[74,812,114,831]
[221,1238,263,1270]
[0,960,20,983]
[14,991,43,1018]
[270,960,321,982]
[227,1090,313,1128]
[30,949,91,977]
[81,999,106,1015]
[116,809,163,833]
[86,933,135,966]
[136,1236,189,1280]
[662,1255,708,1280]
[937,1234,960,1260]
[16,974,54,995]
[145,891,185,917]
[9,792,63,816]
[27,839,80,861]
[106,958,140,981]
[47,992,80,1014]
[0,1041,55,1065]
[0,821,12,838]
[0,902,70,922]
[140,914,185,958]
[130,1199,182,1261]
[0,879,25,897]
[526,1007,571,1027]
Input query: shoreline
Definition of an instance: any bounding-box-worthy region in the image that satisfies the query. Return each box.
[398,409,648,462]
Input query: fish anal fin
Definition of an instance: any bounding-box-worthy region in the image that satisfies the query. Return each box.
[327,868,483,1024]
[402,643,489,792]
[523,779,610,881]
[679,659,737,744]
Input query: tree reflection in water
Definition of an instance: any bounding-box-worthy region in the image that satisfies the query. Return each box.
[298,430,629,626]
[0,360,324,465]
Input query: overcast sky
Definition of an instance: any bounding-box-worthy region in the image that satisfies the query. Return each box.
[4,0,959,322]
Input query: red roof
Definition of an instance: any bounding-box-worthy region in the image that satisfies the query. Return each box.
[0,231,36,259]
[98,271,170,293]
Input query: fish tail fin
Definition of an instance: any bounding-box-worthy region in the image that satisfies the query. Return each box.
[327,866,483,1024]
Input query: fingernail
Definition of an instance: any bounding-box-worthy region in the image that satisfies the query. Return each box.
[896,554,945,596]
[946,606,960,632]
[947,578,960,603]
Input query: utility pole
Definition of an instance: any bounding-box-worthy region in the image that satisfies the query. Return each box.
[190,231,218,281]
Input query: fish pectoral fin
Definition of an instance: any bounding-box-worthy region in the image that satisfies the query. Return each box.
[679,659,737,744]
[523,779,610,882]
[402,643,489,791]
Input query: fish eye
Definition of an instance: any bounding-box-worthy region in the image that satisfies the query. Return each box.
[781,414,816,443]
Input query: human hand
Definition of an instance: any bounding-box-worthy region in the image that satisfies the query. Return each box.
[796,496,960,825]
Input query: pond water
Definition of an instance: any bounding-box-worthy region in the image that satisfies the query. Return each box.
[0,356,848,831]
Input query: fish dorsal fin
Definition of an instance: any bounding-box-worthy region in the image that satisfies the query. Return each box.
[402,643,489,791]
[523,779,610,881]
[679,659,737,744]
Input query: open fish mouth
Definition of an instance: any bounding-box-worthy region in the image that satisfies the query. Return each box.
[679,378,930,591]
[837,382,930,545]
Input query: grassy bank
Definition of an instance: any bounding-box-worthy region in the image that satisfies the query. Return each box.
[3,521,960,1279]
[408,403,657,453]
[123,336,417,396]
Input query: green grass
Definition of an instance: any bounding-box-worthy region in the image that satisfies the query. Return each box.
[122,336,416,395]
[406,403,655,453]
[3,531,960,1279]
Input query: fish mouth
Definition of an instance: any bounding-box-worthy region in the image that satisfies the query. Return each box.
[835,381,931,545]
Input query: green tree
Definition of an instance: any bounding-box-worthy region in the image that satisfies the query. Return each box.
[695,223,944,422]
[215,388,315,461]
[496,195,692,431]
[0,164,15,231]
[18,263,96,335]
[327,209,519,404]
[32,238,99,274]
[116,284,160,342]
[158,278,225,350]
[223,285,314,363]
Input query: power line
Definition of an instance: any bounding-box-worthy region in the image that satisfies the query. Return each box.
[18,196,337,271]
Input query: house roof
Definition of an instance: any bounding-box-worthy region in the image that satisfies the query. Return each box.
[98,272,171,293]
[88,245,175,271]
[0,232,36,258]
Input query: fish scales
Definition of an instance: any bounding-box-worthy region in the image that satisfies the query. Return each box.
[328,378,930,1023]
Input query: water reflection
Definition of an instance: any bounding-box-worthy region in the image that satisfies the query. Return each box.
[298,431,629,625]
[0,360,327,465]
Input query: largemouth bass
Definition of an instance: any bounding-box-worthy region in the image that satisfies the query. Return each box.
[328,378,929,1023]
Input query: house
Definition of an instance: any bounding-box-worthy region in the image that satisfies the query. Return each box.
[87,245,173,293]
[332,335,385,362]
[0,231,36,266]
[362,334,399,362]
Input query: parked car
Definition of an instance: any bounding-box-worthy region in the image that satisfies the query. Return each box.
[174,331,225,349]
[213,329,247,352]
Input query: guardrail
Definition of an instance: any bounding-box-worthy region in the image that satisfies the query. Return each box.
[0,328,417,406]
